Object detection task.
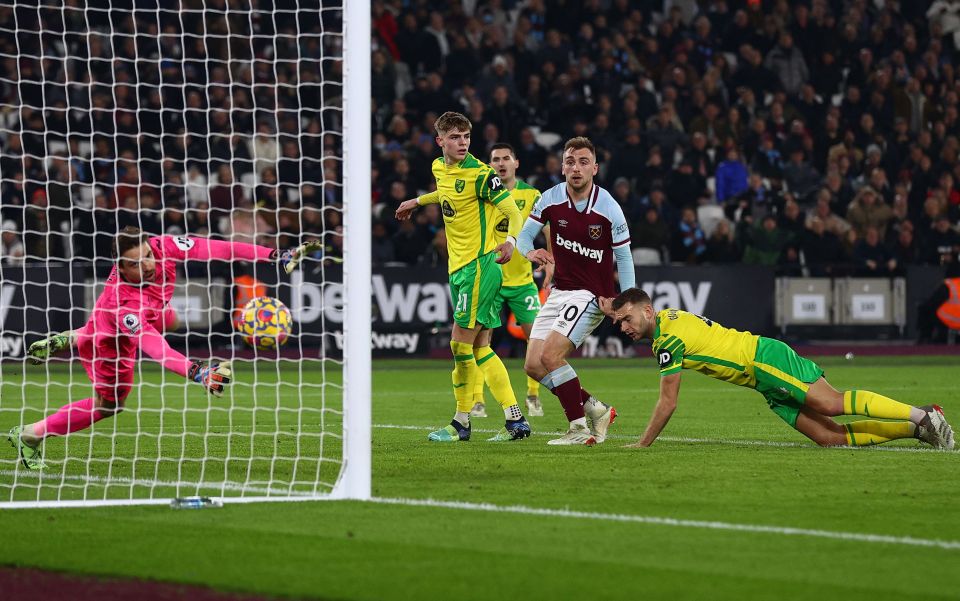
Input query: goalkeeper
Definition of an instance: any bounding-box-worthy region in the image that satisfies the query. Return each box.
[7,226,319,470]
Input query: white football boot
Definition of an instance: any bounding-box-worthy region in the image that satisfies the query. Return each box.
[547,422,597,446]
[525,395,544,417]
[469,402,487,418]
[917,405,955,450]
[584,397,617,443]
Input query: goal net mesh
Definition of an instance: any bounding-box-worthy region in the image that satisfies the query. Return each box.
[0,0,352,505]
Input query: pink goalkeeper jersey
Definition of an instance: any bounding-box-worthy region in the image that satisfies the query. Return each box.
[77,235,274,378]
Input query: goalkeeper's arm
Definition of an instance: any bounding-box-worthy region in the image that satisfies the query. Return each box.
[139,324,232,396]
[162,235,321,275]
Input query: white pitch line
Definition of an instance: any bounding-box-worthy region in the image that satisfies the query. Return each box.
[0,469,316,498]
[372,423,955,454]
[370,496,960,551]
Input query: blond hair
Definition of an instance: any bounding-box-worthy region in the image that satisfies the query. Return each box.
[434,111,472,136]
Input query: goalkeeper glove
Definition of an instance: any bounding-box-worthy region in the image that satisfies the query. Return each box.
[27,332,73,365]
[188,360,233,397]
[277,240,324,274]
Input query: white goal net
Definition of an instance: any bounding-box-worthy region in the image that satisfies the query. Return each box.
[0,0,370,507]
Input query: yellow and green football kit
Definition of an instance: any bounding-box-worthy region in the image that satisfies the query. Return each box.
[652,309,921,445]
[417,153,523,329]
[417,152,525,428]
[492,180,542,325]
[652,309,823,427]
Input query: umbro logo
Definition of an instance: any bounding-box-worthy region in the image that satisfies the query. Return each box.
[557,219,568,227]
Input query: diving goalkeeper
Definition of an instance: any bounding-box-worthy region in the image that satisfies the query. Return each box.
[7,226,319,470]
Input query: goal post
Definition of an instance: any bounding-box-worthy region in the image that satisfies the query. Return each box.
[335,0,372,501]
[0,1,371,507]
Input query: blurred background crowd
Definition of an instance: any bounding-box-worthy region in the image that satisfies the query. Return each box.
[2,0,960,279]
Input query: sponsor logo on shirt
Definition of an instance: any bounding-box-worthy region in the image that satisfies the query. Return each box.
[554,233,604,263]
[496,217,509,233]
[122,313,141,334]
[441,199,456,218]
[658,350,673,367]
[487,175,504,192]
[588,224,602,240]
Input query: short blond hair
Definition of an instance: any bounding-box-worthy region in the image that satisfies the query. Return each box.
[434,111,472,136]
[563,136,596,158]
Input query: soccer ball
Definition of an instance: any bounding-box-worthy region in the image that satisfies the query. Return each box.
[236,296,292,350]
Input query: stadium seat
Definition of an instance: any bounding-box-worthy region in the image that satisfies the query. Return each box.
[697,204,726,238]
[631,247,662,266]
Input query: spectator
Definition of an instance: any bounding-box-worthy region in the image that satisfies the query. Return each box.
[0,220,25,265]
[782,149,820,202]
[632,206,671,263]
[715,146,748,203]
[890,222,921,268]
[673,206,707,264]
[847,186,893,238]
[741,214,792,266]
[371,220,396,266]
[801,216,845,276]
[703,219,740,263]
[923,215,960,265]
[764,33,809,96]
[853,226,898,276]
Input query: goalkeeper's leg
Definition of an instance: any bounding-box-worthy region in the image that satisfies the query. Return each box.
[26,330,77,364]
[10,389,126,470]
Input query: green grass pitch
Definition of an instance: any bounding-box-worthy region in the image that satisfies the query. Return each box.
[1,355,958,600]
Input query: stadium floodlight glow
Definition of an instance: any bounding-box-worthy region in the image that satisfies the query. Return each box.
[0,1,371,507]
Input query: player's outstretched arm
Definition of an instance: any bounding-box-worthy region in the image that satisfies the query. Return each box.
[626,373,681,448]
[277,240,324,274]
[162,235,321,275]
[187,360,233,397]
[138,323,231,396]
[396,192,438,221]
[26,330,77,365]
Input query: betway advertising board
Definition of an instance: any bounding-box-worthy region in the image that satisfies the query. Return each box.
[280,265,775,357]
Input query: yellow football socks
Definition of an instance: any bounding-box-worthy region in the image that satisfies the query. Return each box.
[844,420,916,446]
[843,390,912,420]
[474,346,518,410]
[451,340,477,414]
[526,376,540,398]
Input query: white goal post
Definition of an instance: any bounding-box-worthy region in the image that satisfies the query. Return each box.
[0,1,371,507]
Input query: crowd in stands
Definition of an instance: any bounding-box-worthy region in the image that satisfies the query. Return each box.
[0,1,343,271]
[369,0,960,276]
[2,1,960,280]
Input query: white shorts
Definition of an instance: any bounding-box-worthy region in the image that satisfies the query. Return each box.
[528,288,605,348]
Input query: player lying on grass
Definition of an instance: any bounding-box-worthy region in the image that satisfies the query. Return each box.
[610,287,956,450]
[7,227,320,470]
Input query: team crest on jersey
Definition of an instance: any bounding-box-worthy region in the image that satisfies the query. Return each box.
[516,198,525,210]
[588,224,602,240]
[122,313,141,334]
[441,199,456,218]
[455,179,465,193]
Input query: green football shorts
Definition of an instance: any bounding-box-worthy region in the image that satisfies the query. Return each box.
[449,252,502,330]
[752,337,825,428]
[494,281,541,325]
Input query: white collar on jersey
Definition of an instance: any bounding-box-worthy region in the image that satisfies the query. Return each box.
[565,183,600,214]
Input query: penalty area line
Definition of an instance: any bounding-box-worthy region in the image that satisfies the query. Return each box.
[371,496,960,551]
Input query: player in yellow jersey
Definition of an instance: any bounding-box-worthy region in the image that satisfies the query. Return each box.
[395,112,531,443]
[469,143,550,419]
[608,288,955,450]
